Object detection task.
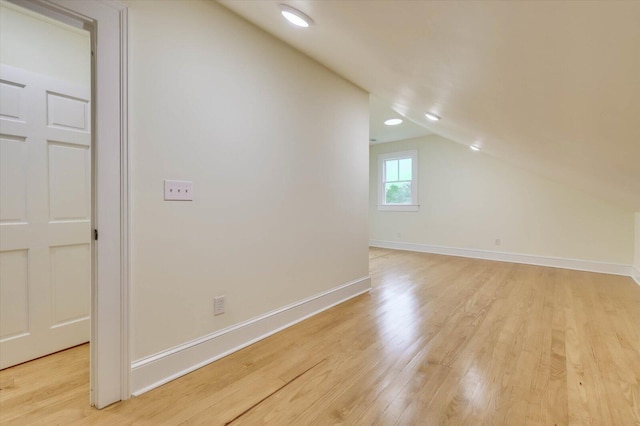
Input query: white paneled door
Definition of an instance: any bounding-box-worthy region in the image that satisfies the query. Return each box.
[0,64,91,369]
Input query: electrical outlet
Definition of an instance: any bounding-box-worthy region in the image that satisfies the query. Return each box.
[214,296,225,316]
[495,238,501,246]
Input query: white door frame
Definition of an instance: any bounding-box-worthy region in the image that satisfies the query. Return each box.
[8,0,129,409]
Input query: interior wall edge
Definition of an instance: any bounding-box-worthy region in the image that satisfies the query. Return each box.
[632,266,640,286]
[634,212,640,273]
[129,275,371,396]
[370,240,633,278]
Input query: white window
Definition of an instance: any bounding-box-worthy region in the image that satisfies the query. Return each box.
[378,150,419,211]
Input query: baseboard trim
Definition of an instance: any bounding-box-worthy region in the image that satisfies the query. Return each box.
[370,240,632,277]
[632,266,640,286]
[130,276,371,396]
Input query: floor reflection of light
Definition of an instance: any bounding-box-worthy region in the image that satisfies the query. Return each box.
[462,365,484,408]
[377,285,419,356]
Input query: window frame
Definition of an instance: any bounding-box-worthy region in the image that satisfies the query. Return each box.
[377,150,419,211]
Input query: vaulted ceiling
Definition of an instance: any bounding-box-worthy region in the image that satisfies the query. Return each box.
[219,1,640,211]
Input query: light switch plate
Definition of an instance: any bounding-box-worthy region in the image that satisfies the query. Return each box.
[164,180,193,201]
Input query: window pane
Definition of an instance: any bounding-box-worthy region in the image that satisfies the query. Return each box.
[385,159,398,182]
[398,158,412,181]
[385,182,412,204]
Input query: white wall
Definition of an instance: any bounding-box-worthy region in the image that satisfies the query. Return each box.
[0,1,90,87]
[370,135,634,266]
[123,0,369,362]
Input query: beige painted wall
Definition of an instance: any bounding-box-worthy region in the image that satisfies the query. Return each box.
[122,0,369,360]
[370,135,634,264]
[635,213,640,272]
[0,1,90,87]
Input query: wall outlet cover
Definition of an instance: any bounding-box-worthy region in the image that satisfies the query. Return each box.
[214,296,225,316]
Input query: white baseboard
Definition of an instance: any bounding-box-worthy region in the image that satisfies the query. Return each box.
[370,240,633,277]
[632,266,640,286]
[130,276,371,396]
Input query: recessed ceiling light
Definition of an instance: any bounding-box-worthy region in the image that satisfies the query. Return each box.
[470,145,480,151]
[279,4,313,28]
[425,112,441,121]
[384,118,403,126]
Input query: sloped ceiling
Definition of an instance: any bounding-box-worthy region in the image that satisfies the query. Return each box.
[369,95,432,144]
[219,0,640,211]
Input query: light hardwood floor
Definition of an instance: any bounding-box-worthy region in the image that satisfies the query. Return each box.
[2,248,639,425]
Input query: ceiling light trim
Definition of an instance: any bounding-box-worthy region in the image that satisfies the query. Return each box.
[384,118,403,126]
[279,4,314,28]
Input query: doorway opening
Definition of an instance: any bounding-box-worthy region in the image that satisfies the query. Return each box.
[0,0,92,413]
[0,0,128,410]
[0,0,92,366]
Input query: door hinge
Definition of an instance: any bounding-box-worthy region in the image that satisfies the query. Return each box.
[94,229,98,241]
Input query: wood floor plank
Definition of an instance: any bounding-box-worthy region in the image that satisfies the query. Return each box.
[1,248,639,425]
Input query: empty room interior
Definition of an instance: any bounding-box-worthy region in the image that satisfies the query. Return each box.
[0,0,639,424]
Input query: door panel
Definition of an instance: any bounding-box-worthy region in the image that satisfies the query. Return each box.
[0,80,27,122]
[47,92,89,131]
[0,249,29,340]
[48,142,90,221]
[0,64,90,369]
[0,135,27,223]
[50,243,90,325]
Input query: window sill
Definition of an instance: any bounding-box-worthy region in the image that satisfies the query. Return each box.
[377,204,420,212]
